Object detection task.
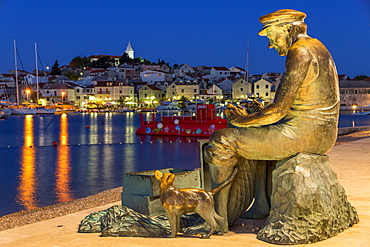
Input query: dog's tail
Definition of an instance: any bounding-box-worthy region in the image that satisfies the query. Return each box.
[209,166,238,195]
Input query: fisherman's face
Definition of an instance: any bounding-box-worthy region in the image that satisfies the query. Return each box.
[266,25,290,56]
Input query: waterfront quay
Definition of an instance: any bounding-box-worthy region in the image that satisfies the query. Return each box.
[0,134,369,246]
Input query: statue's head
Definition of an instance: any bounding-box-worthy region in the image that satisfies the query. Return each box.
[259,9,307,56]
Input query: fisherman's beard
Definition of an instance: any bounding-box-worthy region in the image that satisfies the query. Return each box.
[269,35,290,56]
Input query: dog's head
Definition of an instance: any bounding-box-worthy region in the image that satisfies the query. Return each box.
[155,170,175,192]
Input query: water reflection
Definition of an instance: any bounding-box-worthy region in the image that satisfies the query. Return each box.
[54,113,73,202]
[17,115,38,210]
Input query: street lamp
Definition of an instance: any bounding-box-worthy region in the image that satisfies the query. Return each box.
[150,96,155,107]
[61,91,65,103]
[26,89,31,103]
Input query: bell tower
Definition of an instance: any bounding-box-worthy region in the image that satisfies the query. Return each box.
[125,41,134,59]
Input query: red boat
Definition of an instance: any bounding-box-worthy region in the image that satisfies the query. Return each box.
[136,104,227,137]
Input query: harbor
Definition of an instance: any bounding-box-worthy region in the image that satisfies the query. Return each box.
[0,112,369,218]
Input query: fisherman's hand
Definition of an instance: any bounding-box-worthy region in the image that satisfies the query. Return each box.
[224,103,249,121]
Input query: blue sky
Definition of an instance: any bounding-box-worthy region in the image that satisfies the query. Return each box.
[0,0,369,77]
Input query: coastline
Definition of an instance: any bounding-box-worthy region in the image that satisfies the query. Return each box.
[0,187,122,231]
[1,126,369,232]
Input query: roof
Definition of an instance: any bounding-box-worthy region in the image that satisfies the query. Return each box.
[212,66,229,71]
[41,83,70,90]
[339,81,370,88]
[143,85,162,91]
[88,55,121,59]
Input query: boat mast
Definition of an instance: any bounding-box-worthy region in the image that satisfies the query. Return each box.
[35,42,39,105]
[244,37,250,83]
[13,39,19,106]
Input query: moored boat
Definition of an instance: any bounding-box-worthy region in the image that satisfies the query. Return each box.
[155,101,181,113]
[36,106,56,114]
[351,110,370,115]
[11,107,36,115]
[136,104,227,137]
[0,109,11,119]
[0,101,12,119]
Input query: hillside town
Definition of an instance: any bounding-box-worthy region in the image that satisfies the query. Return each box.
[0,42,369,112]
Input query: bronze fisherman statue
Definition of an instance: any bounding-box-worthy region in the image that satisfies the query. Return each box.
[204,8,341,230]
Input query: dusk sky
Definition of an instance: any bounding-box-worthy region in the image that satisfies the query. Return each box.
[0,0,369,77]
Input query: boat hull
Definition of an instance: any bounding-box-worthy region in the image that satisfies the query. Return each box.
[11,107,36,115]
[351,111,370,115]
[0,109,11,119]
[136,116,227,137]
[36,107,56,114]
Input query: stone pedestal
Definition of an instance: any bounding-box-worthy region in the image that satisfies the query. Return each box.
[122,168,201,216]
[257,153,359,245]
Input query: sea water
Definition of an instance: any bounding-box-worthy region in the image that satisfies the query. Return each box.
[0,113,201,217]
[0,112,368,217]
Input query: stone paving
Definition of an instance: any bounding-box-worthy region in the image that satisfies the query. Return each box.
[0,138,369,247]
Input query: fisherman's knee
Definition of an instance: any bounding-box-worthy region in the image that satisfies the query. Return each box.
[204,128,239,166]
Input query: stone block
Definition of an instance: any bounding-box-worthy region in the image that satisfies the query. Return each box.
[122,168,201,197]
[121,193,165,216]
[257,153,359,245]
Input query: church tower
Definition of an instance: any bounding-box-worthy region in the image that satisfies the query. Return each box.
[125,41,134,59]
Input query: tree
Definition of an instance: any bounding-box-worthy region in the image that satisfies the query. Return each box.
[157,59,167,64]
[51,60,61,75]
[69,56,90,69]
[354,75,369,80]
[179,96,189,108]
[90,56,115,69]
[63,69,80,80]
[119,53,131,64]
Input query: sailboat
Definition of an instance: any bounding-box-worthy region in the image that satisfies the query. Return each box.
[34,43,55,115]
[0,84,12,118]
[11,39,36,115]
[0,101,12,119]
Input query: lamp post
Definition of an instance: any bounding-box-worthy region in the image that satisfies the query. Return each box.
[26,89,31,103]
[61,91,65,103]
[150,96,155,107]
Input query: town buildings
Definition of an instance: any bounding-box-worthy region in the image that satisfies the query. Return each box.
[0,41,368,110]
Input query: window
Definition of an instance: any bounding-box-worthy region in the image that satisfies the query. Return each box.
[256,85,260,89]
[265,92,269,97]
[76,89,80,93]
[354,89,358,94]
[345,89,348,94]
[240,88,244,91]
[181,89,184,93]
[265,85,269,89]
[77,96,80,100]
[194,89,197,93]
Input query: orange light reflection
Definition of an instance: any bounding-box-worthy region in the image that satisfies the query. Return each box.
[55,113,74,202]
[17,115,38,210]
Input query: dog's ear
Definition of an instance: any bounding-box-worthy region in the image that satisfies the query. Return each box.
[155,170,163,180]
[168,173,175,183]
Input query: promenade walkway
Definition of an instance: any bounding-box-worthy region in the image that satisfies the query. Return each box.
[0,138,369,247]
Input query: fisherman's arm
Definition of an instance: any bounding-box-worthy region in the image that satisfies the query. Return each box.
[226,45,313,127]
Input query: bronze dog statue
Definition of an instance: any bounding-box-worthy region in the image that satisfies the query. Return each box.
[155,167,238,239]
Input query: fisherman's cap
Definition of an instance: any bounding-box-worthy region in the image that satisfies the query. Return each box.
[258,9,306,36]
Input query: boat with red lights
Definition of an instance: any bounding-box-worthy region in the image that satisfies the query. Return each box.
[136,104,227,137]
